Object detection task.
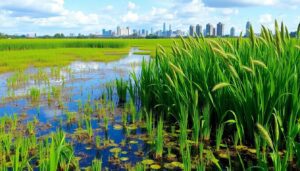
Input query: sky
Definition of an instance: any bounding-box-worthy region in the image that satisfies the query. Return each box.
[0,0,299,35]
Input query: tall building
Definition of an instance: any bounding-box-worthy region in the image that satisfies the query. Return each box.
[102,29,112,37]
[163,23,166,35]
[168,24,172,37]
[245,21,251,37]
[196,24,202,36]
[213,27,216,37]
[117,27,131,37]
[117,26,121,36]
[189,25,195,37]
[206,23,213,36]
[230,27,235,37]
[126,27,130,36]
[216,22,224,37]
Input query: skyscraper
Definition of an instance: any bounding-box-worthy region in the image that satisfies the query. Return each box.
[169,24,172,37]
[216,22,224,37]
[163,22,166,35]
[126,26,130,36]
[206,23,213,36]
[189,25,195,37]
[196,24,202,36]
[230,27,235,37]
[117,26,121,36]
[245,21,251,37]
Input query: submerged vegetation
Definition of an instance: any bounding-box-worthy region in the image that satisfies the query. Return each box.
[0,22,299,170]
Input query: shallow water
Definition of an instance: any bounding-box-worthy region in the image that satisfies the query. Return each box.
[0,48,151,169]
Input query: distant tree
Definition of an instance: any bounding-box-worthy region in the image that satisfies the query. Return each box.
[54,33,65,38]
[146,34,158,39]
[0,33,7,39]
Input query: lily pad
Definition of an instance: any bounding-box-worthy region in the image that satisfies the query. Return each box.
[142,159,155,165]
[171,161,184,169]
[218,152,229,159]
[109,147,121,153]
[164,163,174,169]
[121,151,128,154]
[127,124,137,130]
[150,164,161,170]
[129,140,138,144]
[120,157,129,162]
[113,124,123,130]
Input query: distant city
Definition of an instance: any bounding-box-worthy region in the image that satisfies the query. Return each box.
[100,21,299,38]
[1,21,299,39]
[101,22,240,38]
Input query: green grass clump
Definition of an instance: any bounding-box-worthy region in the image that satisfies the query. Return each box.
[116,78,128,103]
[135,21,300,168]
[29,87,41,102]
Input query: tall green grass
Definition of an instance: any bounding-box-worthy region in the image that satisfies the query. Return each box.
[0,39,126,51]
[135,21,300,167]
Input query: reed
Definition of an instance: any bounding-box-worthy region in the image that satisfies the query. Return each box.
[133,21,300,168]
[155,117,164,159]
[116,78,128,103]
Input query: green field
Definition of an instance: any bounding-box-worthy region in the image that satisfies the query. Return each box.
[0,39,174,73]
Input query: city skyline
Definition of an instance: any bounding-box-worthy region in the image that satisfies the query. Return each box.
[0,0,299,35]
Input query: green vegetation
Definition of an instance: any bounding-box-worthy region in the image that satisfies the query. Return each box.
[0,39,126,51]
[0,38,174,73]
[0,48,129,73]
[134,22,300,169]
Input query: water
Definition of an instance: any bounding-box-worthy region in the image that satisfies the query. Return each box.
[0,48,151,169]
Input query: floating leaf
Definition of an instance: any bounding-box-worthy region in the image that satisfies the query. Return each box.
[142,159,154,165]
[150,164,161,170]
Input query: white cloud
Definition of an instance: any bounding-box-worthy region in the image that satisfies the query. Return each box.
[122,11,139,23]
[259,13,273,24]
[105,5,114,11]
[128,2,136,10]
[0,0,65,17]
[221,8,239,15]
[203,0,278,7]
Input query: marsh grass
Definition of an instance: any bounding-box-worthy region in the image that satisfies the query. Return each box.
[134,21,300,169]
[116,78,128,103]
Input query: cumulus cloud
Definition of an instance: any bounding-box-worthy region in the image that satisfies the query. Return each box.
[221,8,239,15]
[203,0,278,7]
[122,11,139,23]
[128,2,136,10]
[0,0,65,17]
[259,13,273,24]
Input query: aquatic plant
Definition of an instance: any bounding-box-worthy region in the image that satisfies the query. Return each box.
[91,158,102,171]
[145,110,153,138]
[215,124,225,151]
[116,78,128,103]
[85,116,93,138]
[155,117,164,159]
[28,87,41,102]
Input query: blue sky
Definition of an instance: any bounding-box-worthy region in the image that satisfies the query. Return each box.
[0,0,299,35]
